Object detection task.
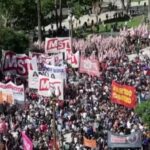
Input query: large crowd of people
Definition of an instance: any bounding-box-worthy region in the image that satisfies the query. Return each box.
[0,26,150,150]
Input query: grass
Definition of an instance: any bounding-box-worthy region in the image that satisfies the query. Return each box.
[74,15,145,38]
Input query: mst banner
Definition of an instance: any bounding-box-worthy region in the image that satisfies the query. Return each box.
[45,37,71,53]
[108,131,142,148]
[79,57,100,77]
[111,81,136,108]
[2,51,31,76]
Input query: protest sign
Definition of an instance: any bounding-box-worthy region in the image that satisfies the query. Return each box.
[2,51,31,76]
[40,64,66,80]
[49,78,64,100]
[79,57,100,77]
[38,75,50,97]
[28,71,39,89]
[45,37,71,53]
[108,131,142,148]
[66,51,79,68]
[111,81,136,108]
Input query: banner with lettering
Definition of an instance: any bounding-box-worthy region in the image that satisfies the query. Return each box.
[45,37,71,53]
[40,64,66,80]
[2,51,31,76]
[38,76,64,99]
[0,82,24,102]
[79,57,100,77]
[22,131,33,150]
[66,51,79,68]
[49,78,64,100]
[83,137,96,148]
[111,81,137,108]
[28,70,39,89]
[38,75,50,97]
[108,131,142,148]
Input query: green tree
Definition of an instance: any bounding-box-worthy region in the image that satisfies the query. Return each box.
[0,0,38,30]
[0,28,29,53]
[135,100,150,129]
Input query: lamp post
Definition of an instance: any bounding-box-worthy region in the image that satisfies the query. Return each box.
[68,12,75,52]
[50,93,57,150]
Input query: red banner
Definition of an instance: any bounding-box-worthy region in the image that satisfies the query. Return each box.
[45,37,71,53]
[3,51,31,76]
[79,57,100,77]
[111,81,137,108]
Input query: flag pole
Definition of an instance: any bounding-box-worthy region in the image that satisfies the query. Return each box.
[51,95,57,150]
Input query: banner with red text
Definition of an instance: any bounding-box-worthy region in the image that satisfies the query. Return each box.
[38,75,50,97]
[111,81,137,108]
[66,51,79,68]
[79,57,100,77]
[2,51,31,76]
[0,81,24,102]
[22,131,33,150]
[38,76,64,99]
[45,37,71,53]
[108,131,142,148]
[49,78,64,100]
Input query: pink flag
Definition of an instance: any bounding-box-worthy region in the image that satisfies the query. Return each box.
[22,131,33,150]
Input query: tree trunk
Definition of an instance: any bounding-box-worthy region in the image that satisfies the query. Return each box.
[120,0,131,14]
[59,0,62,28]
[55,0,58,31]
[37,0,42,46]
[121,0,126,11]
[126,0,131,14]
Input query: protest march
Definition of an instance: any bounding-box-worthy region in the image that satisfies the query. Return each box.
[0,25,150,150]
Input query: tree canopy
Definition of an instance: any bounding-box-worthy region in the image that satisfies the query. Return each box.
[135,100,150,129]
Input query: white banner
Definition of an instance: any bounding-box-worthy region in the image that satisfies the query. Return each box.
[66,51,79,68]
[0,81,24,102]
[38,75,64,100]
[45,37,71,53]
[28,71,39,89]
[40,64,66,80]
[38,75,50,97]
[49,78,64,100]
[2,51,31,77]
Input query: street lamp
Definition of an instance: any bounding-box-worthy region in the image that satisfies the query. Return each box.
[68,12,75,52]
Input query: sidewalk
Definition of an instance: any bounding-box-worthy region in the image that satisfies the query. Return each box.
[44,0,148,31]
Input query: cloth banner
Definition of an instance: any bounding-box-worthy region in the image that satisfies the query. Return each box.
[38,75,50,97]
[79,57,100,77]
[41,53,63,66]
[40,64,66,80]
[66,51,79,68]
[38,76,64,99]
[0,89,14,104]
[28,70,39,89]
[2,51,31,76]
[45,37,71,53]
[111,81,136,108]
[108,131,142,148]
[83,137,96,148]
[0,82,24,102]
[22,131,33,150]
[49,78,64,100]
